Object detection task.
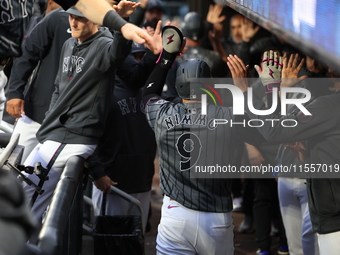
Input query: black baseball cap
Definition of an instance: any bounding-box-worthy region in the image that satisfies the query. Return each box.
[131,42,146,54]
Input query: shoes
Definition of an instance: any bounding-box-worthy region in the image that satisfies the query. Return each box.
[256,249,270,255]
[158,26,185,68]
[238,215,254,233]
[277,245,289,255]
[232,197,243,212]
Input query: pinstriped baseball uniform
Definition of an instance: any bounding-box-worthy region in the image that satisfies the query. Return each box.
[146,97,235,213]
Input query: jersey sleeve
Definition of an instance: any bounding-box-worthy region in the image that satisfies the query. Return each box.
[109,31,131,65]
[95,31,131,72]
[145,96,168,131]
[116,49,158,89]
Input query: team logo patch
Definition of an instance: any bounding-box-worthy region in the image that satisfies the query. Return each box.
[188,108,197,114]
[268,67,274,78]
[167,34,174,44]
[296,109,313,123]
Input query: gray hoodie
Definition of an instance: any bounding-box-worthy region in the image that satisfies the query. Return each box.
[37,27,131,145]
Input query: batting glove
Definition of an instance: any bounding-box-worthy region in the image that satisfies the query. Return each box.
[254,50,283,93]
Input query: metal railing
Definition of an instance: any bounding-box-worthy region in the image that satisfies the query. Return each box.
[84,185,145,235]
[0,133,19,167]
[0,133,86,255]
[34,156,85,255]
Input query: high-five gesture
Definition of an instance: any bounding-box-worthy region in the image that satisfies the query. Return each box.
[144,20,164,55]
[113,0,140,18]
[227,54,249,92]
[254,50,282,88]
[281,53,308,88]
[206,4,226,25]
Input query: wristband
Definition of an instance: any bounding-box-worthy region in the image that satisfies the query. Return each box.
[156,50,177,69]
[103,10,128,31]
[265,82,281,94]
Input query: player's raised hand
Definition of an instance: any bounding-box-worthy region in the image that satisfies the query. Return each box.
[255,50,282,87]
[121,23,156,52]
[144,20,163,55]
[227,54,249,92]
[281,53,308,88]
[206,4,226,24]
[140,0,148,8]
[113,0,140,18]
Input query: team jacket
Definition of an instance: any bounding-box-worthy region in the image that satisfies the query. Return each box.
[89,80,157,193]
[241,91,340,234]
[36,27,131,145]
[87,50,158,193]
[7,9,71,124]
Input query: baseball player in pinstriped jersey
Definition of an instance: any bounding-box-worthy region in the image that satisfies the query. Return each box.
[142,26,240,255]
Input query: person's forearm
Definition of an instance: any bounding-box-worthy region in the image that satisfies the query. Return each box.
[75,0,127,30]
[142,65,169,104]
[117,50,158,89]
[211,38,228,63]
[109,31,131,64]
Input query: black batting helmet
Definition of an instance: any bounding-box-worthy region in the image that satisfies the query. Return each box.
[175,59,212,100]
[181,12,205,41]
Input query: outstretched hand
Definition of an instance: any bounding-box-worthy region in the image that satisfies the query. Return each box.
[227,54,249,92]
[144,20,164,55]
[113,0,140,18]
[121,23,156,52]
[281,53,308,88]
[255,50,282,88]
[206,4,226,24]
